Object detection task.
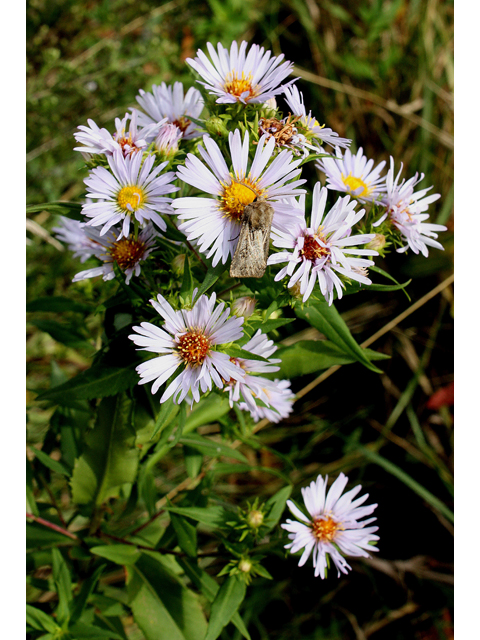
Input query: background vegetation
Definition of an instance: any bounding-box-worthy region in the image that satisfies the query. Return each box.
[27,0,454,638]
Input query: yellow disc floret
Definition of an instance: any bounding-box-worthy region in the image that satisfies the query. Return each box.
[220,179,262,221]
[311,516,342,542]
[341,174,371,198]
[223,71,258,101]
[117,185,146,213]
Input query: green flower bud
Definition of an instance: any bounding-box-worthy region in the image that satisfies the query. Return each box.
[247,509,264,529]
[204,116,229,138]
[366,234,386,251]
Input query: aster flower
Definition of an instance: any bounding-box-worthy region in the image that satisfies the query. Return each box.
[187,41,295,105]
[82,149,179,238]
[374,157,446,257]
[173,129,306,266]
[74,111,164,158]
[154,123,183,160]
[136,81,204,140]
[283,85,351,149]
[128,292,245,405]
[318,147,386,203]
[72,224,157,285]
[224,330,281,413]
[268,184,378,304]
[281,473,379,579]
[238,378,295,424]
[52,216,101,263]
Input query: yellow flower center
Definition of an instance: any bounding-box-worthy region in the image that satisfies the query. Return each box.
[220,180,262,221]
[311,516,341,542]
[177,331,211,366]
[117,185,146,213]
[223,71,258,100]
[109,238,147,271]
[341,174,370,198]
[172,117,190,135]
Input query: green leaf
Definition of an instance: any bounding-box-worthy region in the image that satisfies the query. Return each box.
[27,201,83,217]
[128,553,207,640]
[184,446,203,478]
[184,395,231,431]
[165,505,227,528]
[26,522,71,549]
[273,340,389,379]
[221,345,269,363]
[245,317,295,336]
[170,513,197,557]
[68,621,124,639]
[151,395,180,439]
[37,366,139,405]
[90,545,141,565]
[32,446,72,477]
[193,260,229,303]
[204,576,247,640]
[180,254,194,300]
[26,296,92,313]
[263,485,292,532]
[70,394,139,506]
[210,463,289,483]
[360,447,454,523]
[69,564,106,625]
[177,559,251,640]
[26,604,59,632]
[52,548,72,625]
[295,301,383,373]
[29,319,89,348]
[178,433,248,463]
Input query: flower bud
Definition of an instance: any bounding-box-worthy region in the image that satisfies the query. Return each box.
[155,124,182,160]
[232,296,256,318]
[238,558,252,573]
[246,509,264,529]
[366,234,386,251]
[204,116,229,138]
[288,282,302,299]
[172,253,186,275]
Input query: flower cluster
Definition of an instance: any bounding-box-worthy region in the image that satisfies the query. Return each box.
[52,39,451,583]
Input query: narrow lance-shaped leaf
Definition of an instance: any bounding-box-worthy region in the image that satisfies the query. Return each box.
[70,394,139,506]
[204,575,247,640]
[127,552,207,640]
[52,547,72,626]
[69,563,107,625]
[178,558,251,640]
[295,300,382,373]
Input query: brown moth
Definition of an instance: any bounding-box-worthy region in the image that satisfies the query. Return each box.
[229,195,275,278]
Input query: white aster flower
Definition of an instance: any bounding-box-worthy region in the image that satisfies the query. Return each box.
[128,291,245,405]
[135,81,204,140]
[82,149,179,238]
[282,472,379,579]
[238,378,295,424]
[154,123,183,159]
[173,129,306,266]
[74,111,164,158]
[318,147,386,203]
[374,157,446,257]
[224,330,281,413]
[72,224,157,285]
[52,216,101,263]
[268,184,378,305]
[187,40,295,105]
[283,85,351,149]
[231,296,256,318]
